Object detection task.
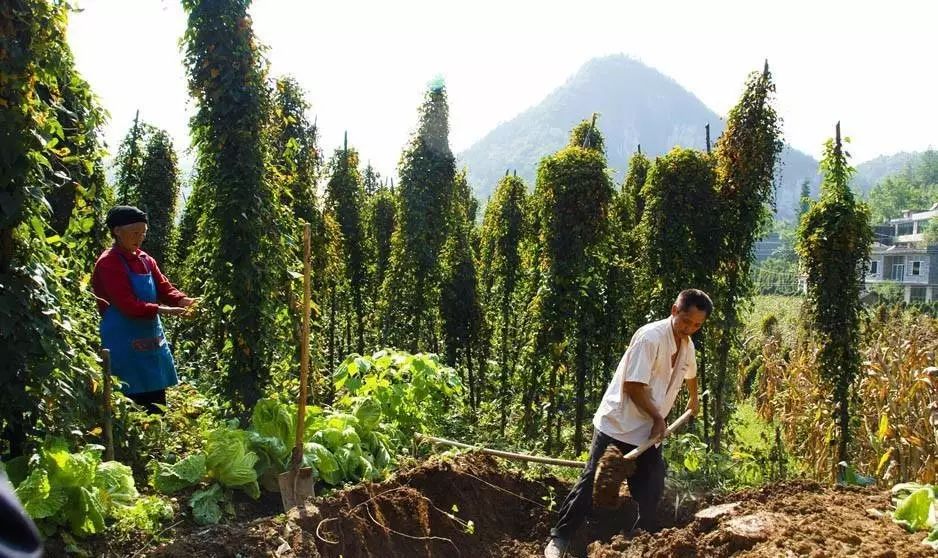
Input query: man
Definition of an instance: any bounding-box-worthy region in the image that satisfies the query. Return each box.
[545,289,712,558]
[92,206,196,413]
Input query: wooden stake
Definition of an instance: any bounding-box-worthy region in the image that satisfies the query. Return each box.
[299,222,312,429]
[101,349,114,462]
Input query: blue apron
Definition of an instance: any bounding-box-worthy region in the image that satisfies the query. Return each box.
[100,253,178,395]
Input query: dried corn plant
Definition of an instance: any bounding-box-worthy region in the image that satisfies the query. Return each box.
[761,339,839,481]
[757,306,937,485]
[854,308,938,485]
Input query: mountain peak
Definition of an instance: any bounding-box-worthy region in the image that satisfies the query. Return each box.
[458,56,820,219]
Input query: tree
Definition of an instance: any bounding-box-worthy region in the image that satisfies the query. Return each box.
[362,163,381,196]
[599,152,646,406]
[710,62,783,451]
[479,173,528,434]
[180,0,287,413]
[799,179,813,220]
[796,124,873,474]
[867,175,938,224]
[1,0,109,455]
[369,183,396,343]
[524,116,614,454]
[113,110,148,206]
[639,147,720,443]
[269,76,320,227]
[173,169,206,274]
[325,137,368,354]
[623,151,651,227]
[640,148,720,317]
[440,170,485,408]
[267,75,330,388]
[380,80,456,351]
[136,129,180,268]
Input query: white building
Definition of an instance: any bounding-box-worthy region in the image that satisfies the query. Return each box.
[865,203,938,303]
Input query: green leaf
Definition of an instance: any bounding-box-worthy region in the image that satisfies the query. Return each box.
[3,455,30,487]
[683,451,701,472]
[204,427,259,489]
[302,443,342,485]
[45,441,99,488]
[251,399,295,449]
[15,469,67,519]
[111,495,173,534]
[216,451,259,489]
[93,461,138,508]
[893,486,936,532]
[148,454,206,494]
[315,428,345,451]
[173,454,208,484]
[247,431,288,475]
[878,414,889,442]
[876,449,893,476]
[190,484,224,525]
[65,487,106,536]
[353,398,382,430]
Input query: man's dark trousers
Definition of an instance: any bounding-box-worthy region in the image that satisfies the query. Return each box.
[550,429,665,539]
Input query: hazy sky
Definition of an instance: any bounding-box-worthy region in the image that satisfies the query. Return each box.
[69,0,937,178]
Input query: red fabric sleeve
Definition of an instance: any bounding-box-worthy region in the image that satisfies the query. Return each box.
[92,253,160,319]
[144,254,187,306]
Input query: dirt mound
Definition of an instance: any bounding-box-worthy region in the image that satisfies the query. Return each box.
[290,452,567,558]
[588,481,935,558]
[146,455,934,558]
[149,452,573,558]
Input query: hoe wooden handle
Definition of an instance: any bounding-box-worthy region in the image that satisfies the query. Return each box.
[622,389,708,462]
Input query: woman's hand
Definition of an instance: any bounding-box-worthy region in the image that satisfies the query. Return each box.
[158,305,188,317]
[180,297,199,318]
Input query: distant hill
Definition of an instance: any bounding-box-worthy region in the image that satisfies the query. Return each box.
[852,152,922,196]
[457,55,822,221]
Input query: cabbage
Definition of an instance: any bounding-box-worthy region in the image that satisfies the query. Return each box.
[353,398,382,430]
[203,427,260,495]
[190,483,224,525]
[65,486,106,536]
[44,440,99,489]
[149,454,206,494]
[893,485,938,532]
[303,443,342,485]
[248,432,288,475]
[94,461,138,507]
[251,399,296,449]
[15,469,67,519]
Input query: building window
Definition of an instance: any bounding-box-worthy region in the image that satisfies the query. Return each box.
[869,261,879,275]
[893,264,905,281]
[897,222,914,235]
[910,287,927,303]
[911,261,922,276]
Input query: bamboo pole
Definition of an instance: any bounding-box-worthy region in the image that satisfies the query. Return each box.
[415,433,586,468]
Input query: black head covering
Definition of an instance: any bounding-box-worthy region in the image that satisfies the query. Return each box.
[106,206,148,229]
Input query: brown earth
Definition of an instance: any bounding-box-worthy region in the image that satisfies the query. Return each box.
[111,453,933,557]
[593,445,629,510]
[589,481,936,558]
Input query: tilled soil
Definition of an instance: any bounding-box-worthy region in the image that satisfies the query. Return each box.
[142,453,934,558]
[589,481,936,558]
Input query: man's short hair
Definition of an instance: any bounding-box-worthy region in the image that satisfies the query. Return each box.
[675,289,713,316]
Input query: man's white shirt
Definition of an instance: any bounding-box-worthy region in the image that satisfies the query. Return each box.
[592,316,696,446]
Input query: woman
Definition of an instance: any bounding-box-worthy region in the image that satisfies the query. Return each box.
[92,205,195,413]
